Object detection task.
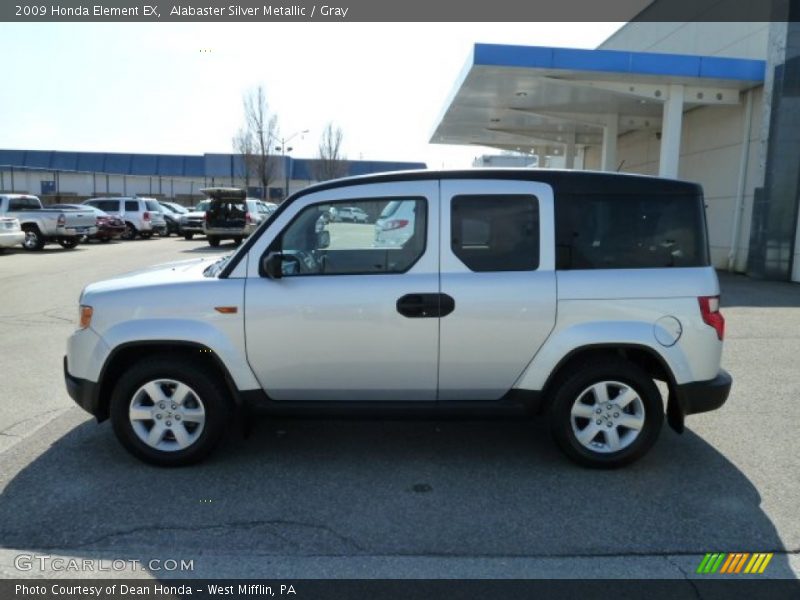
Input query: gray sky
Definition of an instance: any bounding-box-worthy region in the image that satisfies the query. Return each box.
[1,22,623,167]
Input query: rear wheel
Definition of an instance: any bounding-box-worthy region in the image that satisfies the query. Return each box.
[549,358,663,468]
[183,232,194,240]
[121,223,137,241]
[208,236,220,247]
[100,237,112,243]
[110,358,231,466]
[58,237,79,249]
[139,232,152,240]
[22,226,45,251]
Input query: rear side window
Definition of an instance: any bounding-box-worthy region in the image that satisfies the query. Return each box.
[7,197,40,210]
[125,200,139,212]
[555,193,710,269]
[451,195,540,272]
[91,200,118,212]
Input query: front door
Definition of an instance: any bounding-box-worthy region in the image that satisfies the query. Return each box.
[243,181,440,401]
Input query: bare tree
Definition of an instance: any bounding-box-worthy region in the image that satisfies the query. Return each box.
[240,86,278,199]
[313,122,348,181]
[232,126,254,188]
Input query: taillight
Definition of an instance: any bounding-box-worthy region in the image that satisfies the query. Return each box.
[246,212,252,223]
[698,296,725,340]
[57,213,66,227]
[143,211,151,221]
[383,219,409,231]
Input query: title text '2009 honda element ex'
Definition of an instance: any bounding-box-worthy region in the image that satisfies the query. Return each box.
[65,170,731,468]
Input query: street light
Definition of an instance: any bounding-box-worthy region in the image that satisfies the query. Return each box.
[276,129,309,199]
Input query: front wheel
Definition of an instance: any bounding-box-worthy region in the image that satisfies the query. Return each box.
[549,358,663,468]
[110,358,231,466]
[208,236,220,247]
[139,232,152,240]
[58,237,79,249]
[183,232,194,240]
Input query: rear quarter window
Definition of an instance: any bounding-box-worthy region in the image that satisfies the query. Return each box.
[555,192,710,270]
[125,200,139,212]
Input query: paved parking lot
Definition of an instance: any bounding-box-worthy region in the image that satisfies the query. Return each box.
[0,237,798,580]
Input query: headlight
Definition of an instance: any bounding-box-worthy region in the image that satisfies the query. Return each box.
[78,305,93,329]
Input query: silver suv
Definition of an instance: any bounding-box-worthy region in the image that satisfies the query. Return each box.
[65,170,730,467]
[83,197,168,240]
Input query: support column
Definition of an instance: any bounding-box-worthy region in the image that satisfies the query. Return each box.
[658,84,685,178]
[601,114,618,171]
[564,132,576,170]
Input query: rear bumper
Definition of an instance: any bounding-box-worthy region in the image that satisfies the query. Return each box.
[675,369,732,416]
[64,356,102,419]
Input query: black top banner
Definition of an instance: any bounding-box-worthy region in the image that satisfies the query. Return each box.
[1,0,797,22]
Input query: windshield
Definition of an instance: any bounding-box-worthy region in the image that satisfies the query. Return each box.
[379,201,401,218]
[194,200,211,212]
[145,200,161,212]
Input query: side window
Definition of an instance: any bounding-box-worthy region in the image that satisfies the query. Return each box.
[124,200,138,212]
[9,197,40,211]
[451,195,539,272]
[555,193,709,269]
[95,200,117,212]
[274,197,427,276]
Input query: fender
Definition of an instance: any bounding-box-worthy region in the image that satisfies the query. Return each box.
[514,320,692,391]
[99,318,261,391]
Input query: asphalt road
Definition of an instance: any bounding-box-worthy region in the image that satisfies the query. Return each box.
[0,237,798,580]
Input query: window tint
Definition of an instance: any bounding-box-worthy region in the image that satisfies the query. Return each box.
[274,197,426,276]
[555,193,710,269]
[124,200,138,212]
[92,200,118,212]
[451,195,539,272]
[8,197,40,210]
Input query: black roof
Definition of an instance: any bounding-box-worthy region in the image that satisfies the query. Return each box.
[289,168,702,201]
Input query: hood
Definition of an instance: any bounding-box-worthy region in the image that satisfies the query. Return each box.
[82,256,222,297]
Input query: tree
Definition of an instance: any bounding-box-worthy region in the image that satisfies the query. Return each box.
[313,122,347,181]
[239,86,278,199]
[232,126,254,188]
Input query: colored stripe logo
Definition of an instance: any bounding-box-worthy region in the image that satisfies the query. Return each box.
[696,552,773,574]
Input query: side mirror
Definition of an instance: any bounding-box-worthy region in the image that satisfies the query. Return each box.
[260,251,283,280]
[317,230,330,249]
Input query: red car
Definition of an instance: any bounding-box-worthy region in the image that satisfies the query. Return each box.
[49,204,126,242]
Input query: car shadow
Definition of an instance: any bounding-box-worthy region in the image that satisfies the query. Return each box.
[719,272,800,308]
[181,245,239,254]
[1,246,88,255]
[0,415,794,579]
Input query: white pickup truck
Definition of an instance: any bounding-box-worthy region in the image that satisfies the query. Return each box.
[0,194,97,250]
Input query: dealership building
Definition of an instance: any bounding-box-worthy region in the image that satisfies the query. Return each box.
[0,150,424,206]
[432,21,800,283]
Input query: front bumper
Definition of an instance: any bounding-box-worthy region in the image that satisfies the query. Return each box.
[675,369,732,416]
[64,356,102,419]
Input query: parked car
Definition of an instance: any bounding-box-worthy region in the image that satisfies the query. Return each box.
[0,194,97,250]
[82,197,168,240]
[374,199,418,247]
[201,188,264,247]
[49,204,126,243]
[0,216,25,251]
[65,169,730,467]
[335,206,369,223]
[179,199,211,240]
[158,202,188,236]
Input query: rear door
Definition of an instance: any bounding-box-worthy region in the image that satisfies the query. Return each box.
[438,179,557,401]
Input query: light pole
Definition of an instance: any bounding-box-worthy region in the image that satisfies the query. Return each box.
[275,129,309,200]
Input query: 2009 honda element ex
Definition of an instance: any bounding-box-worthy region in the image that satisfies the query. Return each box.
[64,169,731,467]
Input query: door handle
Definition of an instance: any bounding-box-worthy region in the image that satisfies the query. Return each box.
[396,294,456,318]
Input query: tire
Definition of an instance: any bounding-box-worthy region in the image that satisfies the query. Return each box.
[58,237,79,249]
[139,232,152,240]
[208,236,220,247]
[184,233,194,240]
[233,237,243,246]
[21,226,45,251]
[100,237,112,243]
[549,358,664,469]
[110,357,232,466]
[121,223,137,241]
